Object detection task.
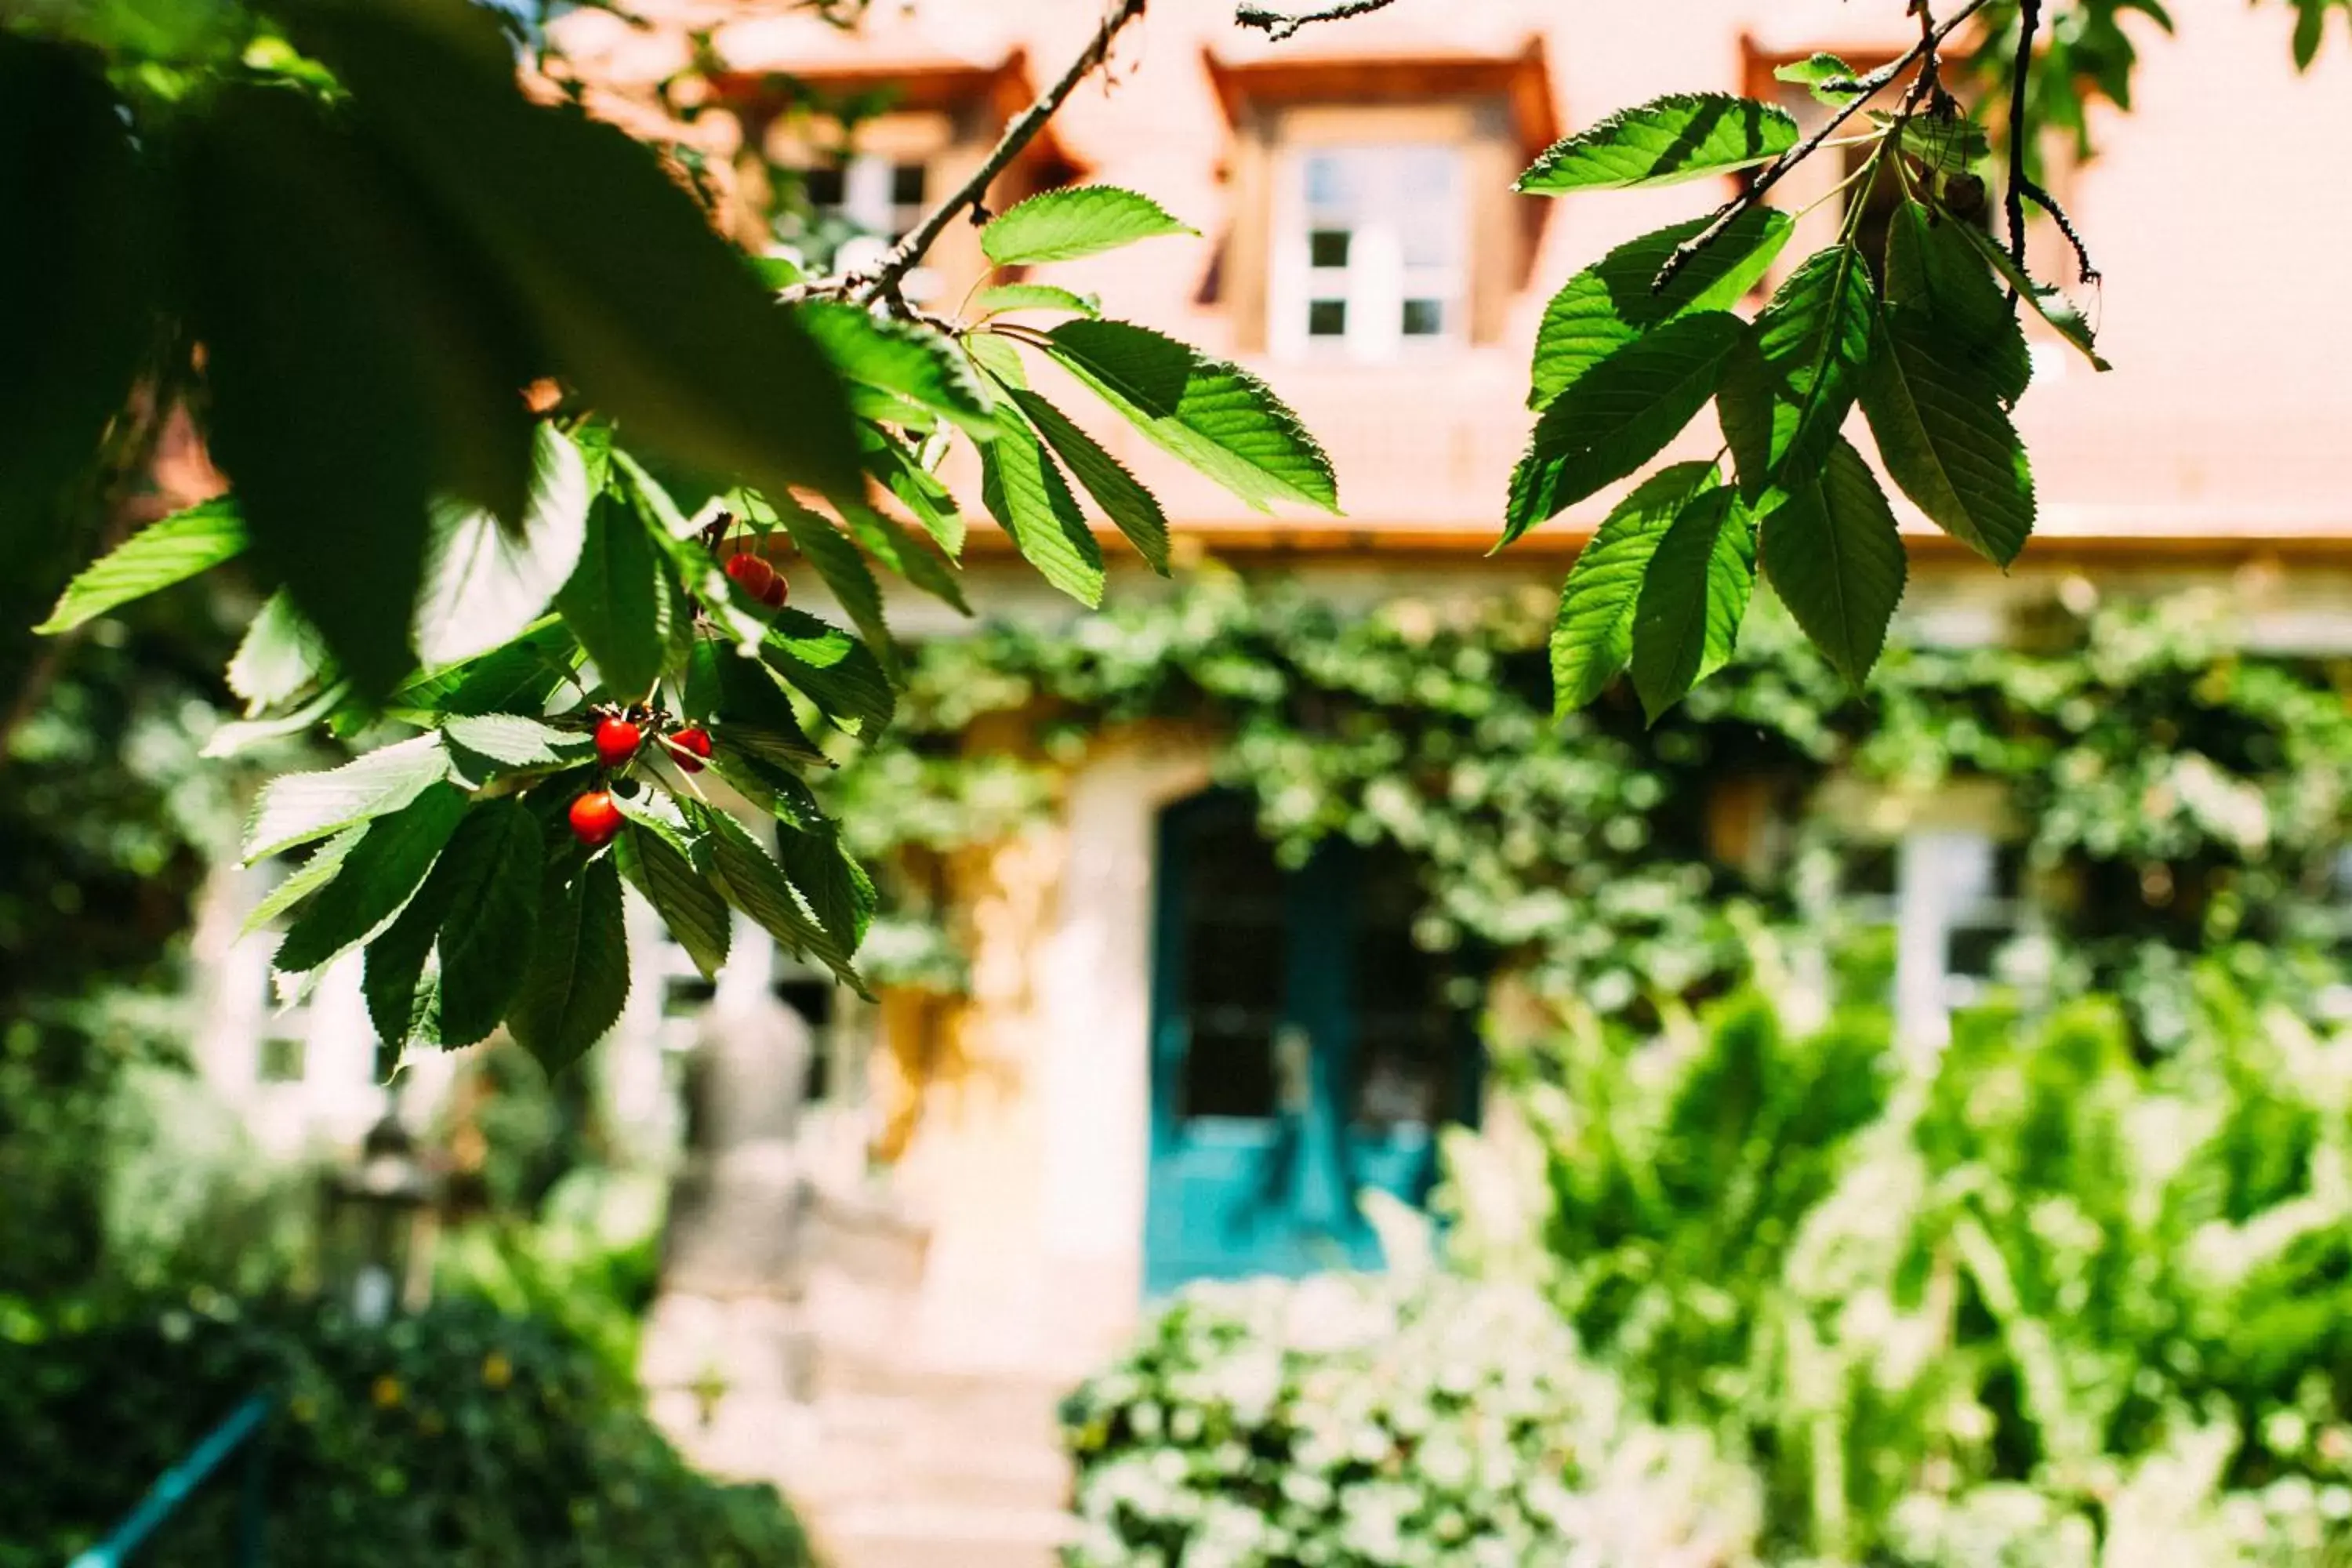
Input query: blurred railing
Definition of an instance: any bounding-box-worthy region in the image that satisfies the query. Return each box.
[65,1392,272,1568]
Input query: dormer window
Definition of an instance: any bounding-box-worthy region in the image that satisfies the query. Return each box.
[793,152,934,280]
[1205,39,1559,359]
[800,153,930,245]
[1275,143,1467,361]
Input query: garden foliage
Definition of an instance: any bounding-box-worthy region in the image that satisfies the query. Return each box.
[1494,970,2352,1562]
[1067,968,2352,1565]
[1062,1270,1762,1568]
[25,0,2323,1079]
[0,1295,810,1568]
[832,572,2352,1047]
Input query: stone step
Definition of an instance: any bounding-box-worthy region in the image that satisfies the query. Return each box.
[818,1501,1073,1568]
[784,1436,1070,1518]
[827,1538,1062,1568]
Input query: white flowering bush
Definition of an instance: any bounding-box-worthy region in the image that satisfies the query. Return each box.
[1059,1272,1760,1568]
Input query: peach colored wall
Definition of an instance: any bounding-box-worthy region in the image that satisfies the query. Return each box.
[566,0,2352,550]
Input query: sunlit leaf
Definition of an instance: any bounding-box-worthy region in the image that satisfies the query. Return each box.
[1518,93,1798,194]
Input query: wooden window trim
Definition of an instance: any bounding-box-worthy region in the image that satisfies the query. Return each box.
[1203,40,1559,355]
[705,53,1083,281]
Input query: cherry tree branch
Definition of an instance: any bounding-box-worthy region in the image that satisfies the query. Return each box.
[1653,0,1993,292]
[844,0,1149,307]
[2005,0,2039,274]
[1234,0,1403,40]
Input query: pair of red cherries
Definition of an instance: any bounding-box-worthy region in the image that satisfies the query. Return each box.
[568,716,713,848]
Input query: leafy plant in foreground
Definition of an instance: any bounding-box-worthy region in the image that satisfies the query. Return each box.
[38,168,1330,1075]
[1512,24,2105,722]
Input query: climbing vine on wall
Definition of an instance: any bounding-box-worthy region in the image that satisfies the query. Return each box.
[828,568,2352,1045]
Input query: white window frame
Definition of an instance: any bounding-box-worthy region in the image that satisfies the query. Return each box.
[1270,143,1468,364]
[802,151,936,300]
[1889,828,2027,1049]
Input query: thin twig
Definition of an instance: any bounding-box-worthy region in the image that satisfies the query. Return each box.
[1234,0,1401,40]
[1653,0,1993,292]
[2006,0,2039,277]
[848,0,1150,307]
[1909,0,1946,110]
[2020,174,2100,282]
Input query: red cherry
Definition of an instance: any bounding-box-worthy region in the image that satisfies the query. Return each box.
[665,727,713,773]
[759,572,789,609]
[724,552,776,601]
[593,715,643,770]
[568,789,622,848]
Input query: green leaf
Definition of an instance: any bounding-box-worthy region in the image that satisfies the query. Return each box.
[1884,200,2030,405]
[1549,462,1720,713]
[618,822,731,982]
[766,609,896,735]
[429,798,546,1046]
[1502,311,1744,546]
[385,619,578,725]
[1517,93,1798,194]
[802,303,996,436]
[362,871,448,1049]
[1775,53,1864,105]
[1893,112,1990,174]
[226,591,330,717]
[1530,208,1793,410]
[1954,219,2112,372]
[440,713,593,781]
[415,423,592,669]
[557,487,670,695]
[1860,303,2036,567]
[839,499,970,615]
[1761,437,1908,684]
[207,687,349,763]
[696,804,867,994]
[1630,486,1755,723]
[979,404,1105,608]
[1718,245,1876,506]
[505,853,630,1076]
[275,782,469,972]
[971,284,1101,320]
[1043,320,1339,514]
[243,826,365,937]
[1006,388,1171,575]
[180,78,535,695]
[299,0,863,504]
[777,821,873,956]
[708,737,826,829]
[0,37,158,564]
[38,498,248,634]
[768,497,898,680]
[980,186,1196,267]
[245,733,455,862]
[702,640,831,767]
[866,433,966,558]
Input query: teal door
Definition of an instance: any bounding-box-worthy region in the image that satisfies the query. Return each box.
[1145,793,1479,1296]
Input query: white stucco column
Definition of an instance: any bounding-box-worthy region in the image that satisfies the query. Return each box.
[1031,736,1210,1363]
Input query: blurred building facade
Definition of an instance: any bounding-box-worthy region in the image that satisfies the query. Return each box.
[184,3,2352,1564]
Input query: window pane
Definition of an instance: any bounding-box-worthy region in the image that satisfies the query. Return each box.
[1349,854,1471,1132]
[890,162,927,205]
[259,1033,307,1083]
[1307,299,1348,337]
[803,164,846,210]
[1401,298,1445,337]
[1394,145,1457,204]
[1304,152,1358,212]
[1308,228,1352,269]
[1177,802,1288,1121]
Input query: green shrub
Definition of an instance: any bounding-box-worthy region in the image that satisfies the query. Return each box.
[1476,967,2352,1563]
[0,1294,810,1568]
[1060,1271,1760,1568]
